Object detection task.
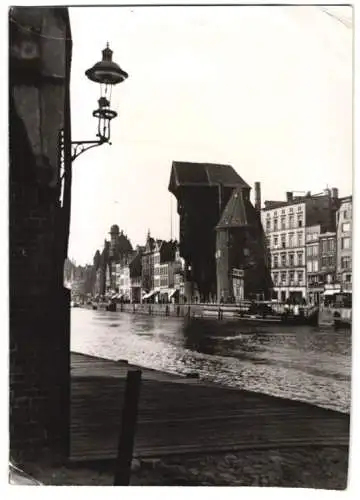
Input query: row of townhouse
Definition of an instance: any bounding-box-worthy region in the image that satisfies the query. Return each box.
[98,228,186,303]
[261,189,352,304]
[141,233,185,303]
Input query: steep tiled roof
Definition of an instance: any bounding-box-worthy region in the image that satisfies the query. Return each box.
[169,161,250,193]
[216,186,253,229]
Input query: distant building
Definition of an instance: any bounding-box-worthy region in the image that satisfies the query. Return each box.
[129,249,144,303]
[169,161,270,302]
[318,230,338,301]
[141,231,156,294]
[142,237,178,303]
[306,225,321,304]
[336,196,352,292]
[262,188,340,302]
[174,246,185,302]
[90,225,133,296]
[216,185,272,302]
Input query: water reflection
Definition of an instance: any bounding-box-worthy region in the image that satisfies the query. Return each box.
[71,309,351,413]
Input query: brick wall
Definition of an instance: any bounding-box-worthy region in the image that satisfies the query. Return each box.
[9,7,72,461]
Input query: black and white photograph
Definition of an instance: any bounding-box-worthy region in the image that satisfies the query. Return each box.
[7,1,353,490]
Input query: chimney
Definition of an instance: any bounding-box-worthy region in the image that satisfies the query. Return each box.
[254,182,261,212]
[286,191,293,202]
[331,187,338,199]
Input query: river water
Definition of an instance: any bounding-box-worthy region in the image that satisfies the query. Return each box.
[71,308,351,414]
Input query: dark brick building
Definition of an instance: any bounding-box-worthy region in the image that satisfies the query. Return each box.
[216,186,272,302]
[169,161,271,302]
[9,7,72,459]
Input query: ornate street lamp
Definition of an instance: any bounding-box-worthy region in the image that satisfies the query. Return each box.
[70,43,128,161]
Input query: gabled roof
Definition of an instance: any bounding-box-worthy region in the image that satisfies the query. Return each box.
[169,161,250,193]
[216,186,253,230]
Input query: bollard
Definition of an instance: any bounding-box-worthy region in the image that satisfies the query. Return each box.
[114,369,142,486]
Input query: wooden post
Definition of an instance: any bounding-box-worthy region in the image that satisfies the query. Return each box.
[114,369,142,486]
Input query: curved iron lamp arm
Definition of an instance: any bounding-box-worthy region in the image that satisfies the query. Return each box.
[71,138,110,162]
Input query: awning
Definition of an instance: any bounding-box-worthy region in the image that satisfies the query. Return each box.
[323,290,340,296]
[143,290,159,300]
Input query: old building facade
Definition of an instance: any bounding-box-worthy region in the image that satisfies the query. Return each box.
[262,197,307,302]
[216,185,271,302]
[336,196,352,293]
[169,161,257,302]
[262,189,339,302]
[306,225,321,304]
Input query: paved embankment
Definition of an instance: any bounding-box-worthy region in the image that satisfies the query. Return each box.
[70,352,349,462]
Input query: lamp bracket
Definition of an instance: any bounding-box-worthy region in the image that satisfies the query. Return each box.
[71,137,110,161]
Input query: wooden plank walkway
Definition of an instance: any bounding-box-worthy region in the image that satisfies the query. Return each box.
[70,352,349,462]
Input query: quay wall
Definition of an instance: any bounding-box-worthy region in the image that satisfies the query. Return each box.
[87,302,319,322]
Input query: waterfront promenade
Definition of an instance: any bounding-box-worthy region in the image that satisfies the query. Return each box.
[70,352,349,462]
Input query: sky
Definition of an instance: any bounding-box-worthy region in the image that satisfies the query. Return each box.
[67,4,353,266]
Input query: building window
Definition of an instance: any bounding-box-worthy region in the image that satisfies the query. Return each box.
[313,245,318,256]
[281,216,286,229]
[274,235,278,248]
[266,220,271,231]
[297,232,303,247]
[329,239,335,252]
[343,210,349,220]
[289,233,294,247]
[273,255,279,268]
[306,246,312,257]
[298,271,304,284]
[280,272,287,284]
[297,215,303,228]
[345,274,351,283]
[342,222,350,233]
[297,205,302,212]
[341,256,351,269]
[289,253,294,266]
[273,272,279,285]
[297,252,303,266]
[313,260,318,272]
[274,219,278,231]
[266,236,271,248]
[281,234,286,249]
[289,270,295,283]
[341,237,351,250]
[307,261,312,273]
[281,253,287,267]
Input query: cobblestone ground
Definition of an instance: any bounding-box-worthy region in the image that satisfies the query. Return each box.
[20,446,348,489]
